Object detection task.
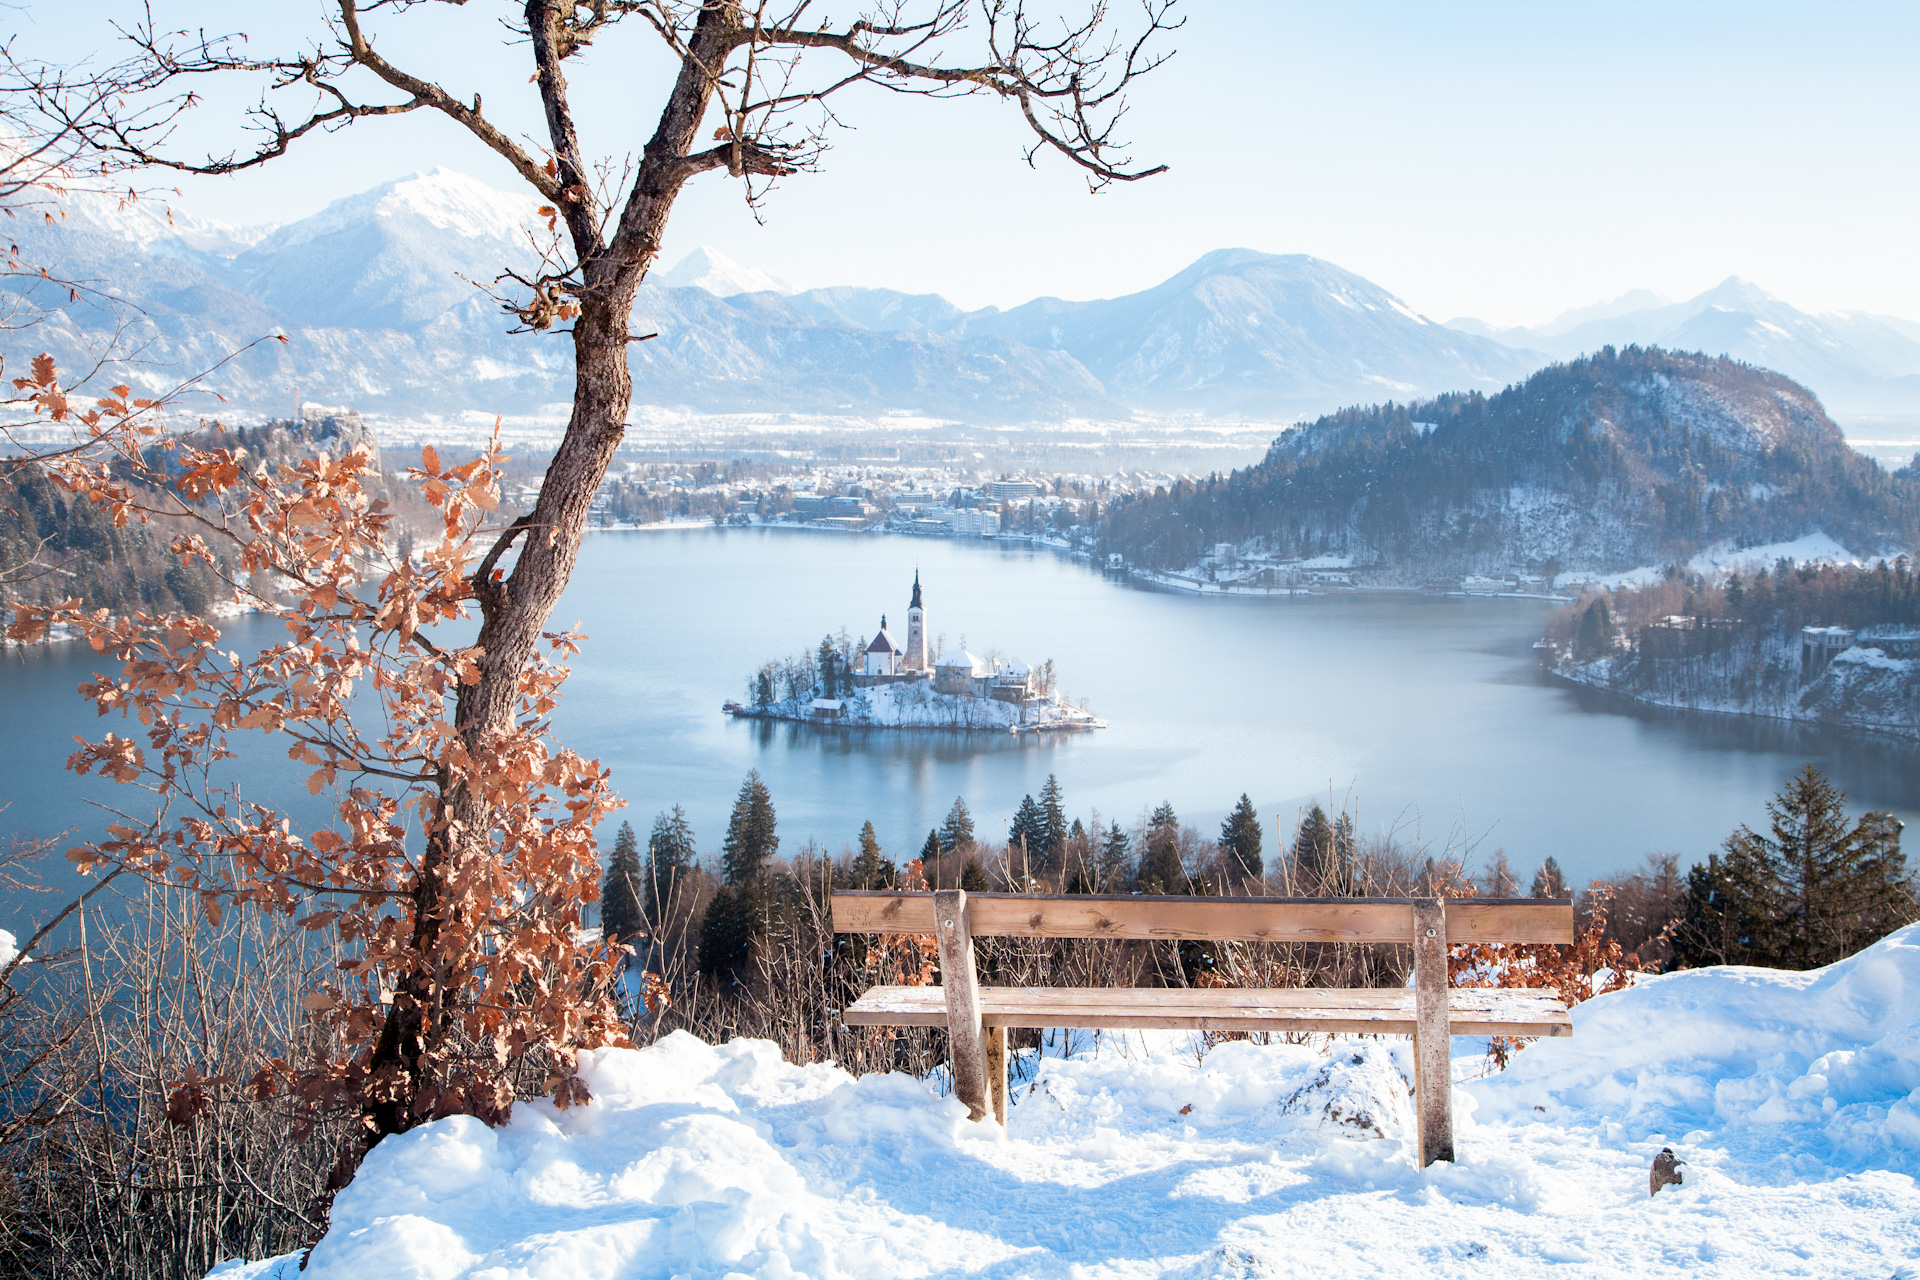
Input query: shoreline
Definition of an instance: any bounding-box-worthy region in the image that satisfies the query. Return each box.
[1545,664,1920,745]
[725,705,1105,736]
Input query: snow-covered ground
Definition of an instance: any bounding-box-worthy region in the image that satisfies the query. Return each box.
[1582,531,1875,591]
[211,925,1920,1279]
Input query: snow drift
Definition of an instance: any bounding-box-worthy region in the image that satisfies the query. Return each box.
[211,925,1920,1279]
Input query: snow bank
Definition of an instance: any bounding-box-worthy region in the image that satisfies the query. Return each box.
[0,928,16,970]
[1835,645,1916,674]
[1589,531,1870,590]
[1476,922,1920,1179]
[211,931,1920,1279]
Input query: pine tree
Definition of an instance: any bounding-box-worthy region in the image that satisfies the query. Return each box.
[698,882,760,983]
[1036,774,1069,869]
[1575,597,1615,659]
[1530,856,1567,899]
[918,828,942,875]
[959,858,988,892]
[940,796,975,855]
[1480,849,1520,897]
[644,806,696,921]
[601,820,644,945]
[720,770,778,885]
[1097,821,1131,889]
[1135,801,1186,894]
[1219,793,1263,880]
[1748,765,1912,967]
[1674,765,1918,969]
[816,634,840,697]
[1008,794,1043,867]
[850,819,895,888]
[1292,804,1354,894]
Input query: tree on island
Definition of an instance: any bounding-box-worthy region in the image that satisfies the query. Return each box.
[601,821,645,946]
[1219,794,1263,880]
[850,821,895,889]
[646,806,698,922]
[817,635,841,698]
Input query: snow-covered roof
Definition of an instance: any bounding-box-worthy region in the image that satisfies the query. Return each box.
[866,629,897,653]
[936,649,980,669]
[809,698,844,710]
[999,661,1031,677]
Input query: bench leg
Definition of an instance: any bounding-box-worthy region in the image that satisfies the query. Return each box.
[1412,897,1455,1167]
[986,1025,1008,1125]
[934,889,991,1122]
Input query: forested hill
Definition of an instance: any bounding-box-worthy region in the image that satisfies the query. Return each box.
[1098,347,1916,579]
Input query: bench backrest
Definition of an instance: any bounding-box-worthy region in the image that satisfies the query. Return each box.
[830,891,1573,945]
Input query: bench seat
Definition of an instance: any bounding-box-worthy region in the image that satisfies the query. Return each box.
[845,984,1571,1038]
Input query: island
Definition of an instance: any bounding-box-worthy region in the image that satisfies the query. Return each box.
[726,571,1106,734]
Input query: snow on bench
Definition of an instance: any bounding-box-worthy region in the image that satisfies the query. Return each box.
[831,890,1574,1167]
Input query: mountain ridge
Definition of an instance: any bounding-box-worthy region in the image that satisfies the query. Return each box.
[9,168,1917,438]
[1449,279,1920,425]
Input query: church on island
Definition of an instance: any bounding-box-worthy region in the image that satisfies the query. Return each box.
[729,571,1105,735]
[852,572,1038,704]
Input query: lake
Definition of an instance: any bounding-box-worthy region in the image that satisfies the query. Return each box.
[6,526,1920,923]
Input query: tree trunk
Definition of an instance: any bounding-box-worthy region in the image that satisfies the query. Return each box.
[362,0,737,1141]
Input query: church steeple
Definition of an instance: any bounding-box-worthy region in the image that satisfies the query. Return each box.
[910,568,923,610]
[905,569,928,673]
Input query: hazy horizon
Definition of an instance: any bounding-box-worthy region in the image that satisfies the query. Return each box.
[15,0,1918,328]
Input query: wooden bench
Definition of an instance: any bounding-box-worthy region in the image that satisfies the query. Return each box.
[832,890,1574,1166]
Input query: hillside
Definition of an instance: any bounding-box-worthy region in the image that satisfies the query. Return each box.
[1098,347,1917,580]
[208,925,1920,1279]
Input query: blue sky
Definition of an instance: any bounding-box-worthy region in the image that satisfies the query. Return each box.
[19,1,1918,324]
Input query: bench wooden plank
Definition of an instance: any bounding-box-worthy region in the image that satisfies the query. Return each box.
[843,985,1572,1039]
[933,890,992,1123]
[830,892,1574,945]
[1412,898,1454,1166]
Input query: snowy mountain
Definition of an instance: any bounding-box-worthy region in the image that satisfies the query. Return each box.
[1451,279,1920,424]
[655,245,795,297]
[1,169,1552,435]
[956,249,1544,418]
[13,166,1911,440]
[1101,346,1916,578]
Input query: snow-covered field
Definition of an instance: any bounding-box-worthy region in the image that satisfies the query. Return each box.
[211,925,1920,1279]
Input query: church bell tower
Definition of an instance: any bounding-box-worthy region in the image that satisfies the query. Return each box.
[905,570,928,672]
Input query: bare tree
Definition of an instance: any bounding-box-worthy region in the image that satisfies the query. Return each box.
[11,0,1175,1136]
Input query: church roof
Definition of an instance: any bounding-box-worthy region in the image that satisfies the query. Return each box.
[936,649,980,669]
[867,629,897,653]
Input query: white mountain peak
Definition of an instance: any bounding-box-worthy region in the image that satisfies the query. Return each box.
[260,167,541,252]
[658,245,794,297]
